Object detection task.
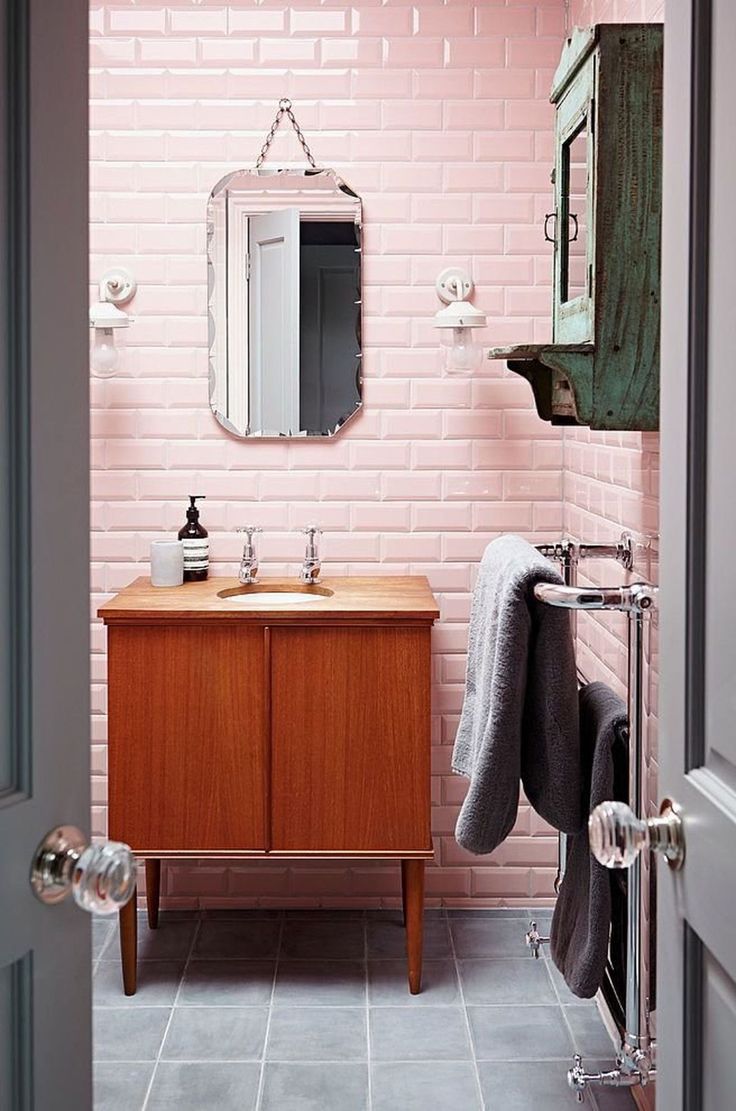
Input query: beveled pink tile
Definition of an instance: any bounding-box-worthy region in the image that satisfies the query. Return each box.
[477,6,537,36]
[107,8,166,34]
[259,37,316,64]
[351,7,413,36]
[385,37,444,67]
[290,9,347,34]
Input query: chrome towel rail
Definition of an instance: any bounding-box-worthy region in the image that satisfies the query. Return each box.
[534,561,659,1100]
[533,581,657,613]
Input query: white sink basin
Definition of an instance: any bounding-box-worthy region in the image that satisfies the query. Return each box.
[226,591,323,606]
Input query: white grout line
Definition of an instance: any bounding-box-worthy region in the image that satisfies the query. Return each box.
[365,914,372,1111]
[447,919,486,1111]
[253,912,284,1111]
[140,912,202,1111]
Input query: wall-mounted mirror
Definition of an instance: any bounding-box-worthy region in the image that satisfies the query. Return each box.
[207,168,362,438]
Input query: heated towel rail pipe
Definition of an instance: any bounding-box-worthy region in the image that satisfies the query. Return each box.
[533,575,659,1100]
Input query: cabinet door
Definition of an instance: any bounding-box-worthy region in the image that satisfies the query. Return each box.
[271,626,432,852]
[108,624,266,852]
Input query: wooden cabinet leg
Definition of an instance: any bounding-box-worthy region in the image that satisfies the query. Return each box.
[402,859,424,995]
[145,859,161,930]
[119,887,138,997]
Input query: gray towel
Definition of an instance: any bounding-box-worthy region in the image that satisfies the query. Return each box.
[452,535,581,855]
[550,682,628,999]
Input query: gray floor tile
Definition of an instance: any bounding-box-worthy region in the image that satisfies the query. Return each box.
[478,1060,584,1110]
[266,1006,367,1061]
[137,917,197,960]
[193,919,281,960]
[565,1005,617,1057]
[468,1005,573,1061]
[146,1061,260,1110]
[202,908,282,920]
[280,918,365,960]
[447,908,532,920]
[367,918,451,959]
[161,1006,268,1061]
[93,920,114,960]
[546,954,592,1005]
[94,1062,154,1111]
[93,1007,171,1062]
[458,958,557,1006]
[372,1062,482,1111]
[261,1062,369,1110]
[102,918,197,963]
[450,917,531,958]
[94,961,182,1007]
[286,909,366,921]
[369,1006,472,1061]
[273,960,366,1005]
[178,960,275,1006]
[368,960,460,1006]
[526,907,554,922]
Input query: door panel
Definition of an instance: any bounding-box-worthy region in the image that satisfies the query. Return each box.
[248,207,300,434]
[108,625,266,852]
[270,626,432,852]
[658,0,736,1104]
[0,0,91,1107]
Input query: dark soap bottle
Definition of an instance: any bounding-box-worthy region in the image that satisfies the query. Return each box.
[178,495,209,582]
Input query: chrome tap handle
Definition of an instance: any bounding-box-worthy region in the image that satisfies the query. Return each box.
[302,523,322,556]
[299,524,322,584]
[589,798,685,870]
[236,526,262,584]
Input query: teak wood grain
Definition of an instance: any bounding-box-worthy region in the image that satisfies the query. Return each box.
[107,623,266,852]
[270,626,432,853]
[98,575,440,624]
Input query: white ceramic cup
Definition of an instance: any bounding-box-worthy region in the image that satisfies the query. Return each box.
[150,540,184,587]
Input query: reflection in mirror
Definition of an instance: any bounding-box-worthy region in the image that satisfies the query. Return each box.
[561,121,588,303]
[207,169,362,438]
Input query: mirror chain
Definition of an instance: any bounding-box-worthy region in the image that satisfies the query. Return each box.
[255,99,318,170]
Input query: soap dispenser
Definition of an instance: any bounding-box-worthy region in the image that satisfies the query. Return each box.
[178,495,209,582]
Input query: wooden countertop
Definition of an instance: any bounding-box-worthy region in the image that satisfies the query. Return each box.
[99,576,440,625]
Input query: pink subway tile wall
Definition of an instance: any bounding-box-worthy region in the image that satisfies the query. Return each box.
[90,1,570,910]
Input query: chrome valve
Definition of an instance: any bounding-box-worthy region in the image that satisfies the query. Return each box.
[589,798,685,870]
[30,826,135,915]
[525,920,549,958]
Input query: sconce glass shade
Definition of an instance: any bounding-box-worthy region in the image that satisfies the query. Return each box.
[89,298,129,378]
[91,328,122,377]
[439,326,484,374]
[434,298,486,377]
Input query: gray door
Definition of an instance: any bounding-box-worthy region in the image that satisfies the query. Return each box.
[0,3,133,1108]
[658,0,736,1106]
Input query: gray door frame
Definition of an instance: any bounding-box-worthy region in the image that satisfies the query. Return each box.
[0,1,91,1108]
[659,1,736,1107]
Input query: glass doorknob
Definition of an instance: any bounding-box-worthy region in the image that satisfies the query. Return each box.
[589,798,685,871]
[30,825,136,914]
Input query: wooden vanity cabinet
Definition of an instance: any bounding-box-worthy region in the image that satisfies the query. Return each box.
[100,576,438,997]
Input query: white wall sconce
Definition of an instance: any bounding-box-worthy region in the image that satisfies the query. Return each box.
[434,267,486,376]
[89,268,136,377]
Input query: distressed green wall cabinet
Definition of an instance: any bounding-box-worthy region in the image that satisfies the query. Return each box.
[490,25,663,430]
